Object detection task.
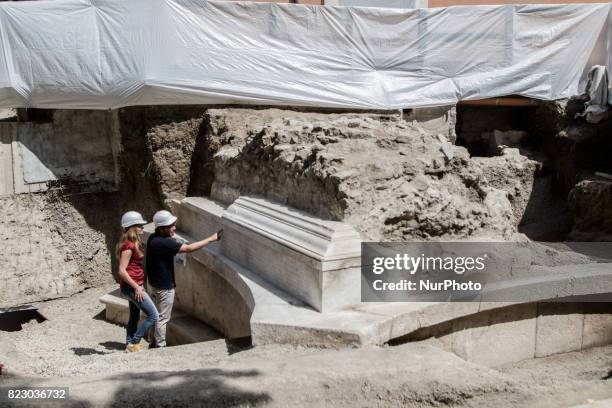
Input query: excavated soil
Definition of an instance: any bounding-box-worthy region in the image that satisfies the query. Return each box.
[569,180,612,241]
[133,103,612,244]
[1,288,611,407]
[198,108,542,241]
[0,194,114,308]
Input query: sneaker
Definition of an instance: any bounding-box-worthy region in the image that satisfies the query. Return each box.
[125,342,146,353]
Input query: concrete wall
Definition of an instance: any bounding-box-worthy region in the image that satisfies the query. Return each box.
[0,110,119,196]
[414,302,612,367]
[174,251,254,339]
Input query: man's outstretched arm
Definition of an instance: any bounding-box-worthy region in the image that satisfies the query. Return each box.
[179,230,222,253]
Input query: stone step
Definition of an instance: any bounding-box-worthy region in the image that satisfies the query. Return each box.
[99,289,222,346]
[571,399,612,408]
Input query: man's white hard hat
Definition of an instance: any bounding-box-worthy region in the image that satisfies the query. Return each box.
[121,211,147,229]
[153,210,177,228]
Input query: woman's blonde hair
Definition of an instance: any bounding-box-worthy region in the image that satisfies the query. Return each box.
[115,227,144,259]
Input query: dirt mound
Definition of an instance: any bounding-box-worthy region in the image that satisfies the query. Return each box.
[201,108,540,240]
[0,194,114,308]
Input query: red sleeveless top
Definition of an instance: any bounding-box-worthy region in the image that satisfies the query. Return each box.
[119,241,144,288]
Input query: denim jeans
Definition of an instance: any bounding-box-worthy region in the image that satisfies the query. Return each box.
[120,285,159,345]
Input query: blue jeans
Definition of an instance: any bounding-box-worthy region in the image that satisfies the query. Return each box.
[120,285,159,345]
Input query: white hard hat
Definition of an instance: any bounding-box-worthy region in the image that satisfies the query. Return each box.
[121,211,147,229]
[153,210,177,228]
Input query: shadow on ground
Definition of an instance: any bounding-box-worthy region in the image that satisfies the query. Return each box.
[92,310,107,321]
[225,337,254,355]
[70,347,109,356]
[4,368,271,408]
[107,368,271,407]
[99,341,125,351]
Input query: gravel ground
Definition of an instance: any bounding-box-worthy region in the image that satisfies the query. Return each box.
[1,286,611,407]
[0,285,312,378]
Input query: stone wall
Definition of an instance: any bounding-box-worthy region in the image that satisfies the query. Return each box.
[400,302,612,367]
[0,110,120,196]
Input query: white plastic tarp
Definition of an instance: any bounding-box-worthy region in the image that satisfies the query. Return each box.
[0,0,610,110]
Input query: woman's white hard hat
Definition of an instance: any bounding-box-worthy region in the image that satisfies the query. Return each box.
[153,210,177,228]
[121,211,147,229]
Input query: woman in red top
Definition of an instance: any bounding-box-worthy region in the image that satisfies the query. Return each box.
[116,211,158,352]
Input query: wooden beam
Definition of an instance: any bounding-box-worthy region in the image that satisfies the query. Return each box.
[458,97,539,107]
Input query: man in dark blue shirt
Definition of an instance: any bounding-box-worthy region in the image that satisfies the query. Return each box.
[146,210,220,347]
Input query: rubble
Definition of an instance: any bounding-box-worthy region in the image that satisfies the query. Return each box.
[201,108,539,241]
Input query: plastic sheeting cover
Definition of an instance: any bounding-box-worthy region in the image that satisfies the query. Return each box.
[0,0,610,109]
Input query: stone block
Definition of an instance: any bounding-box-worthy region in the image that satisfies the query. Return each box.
[416,302,480,328]
[0,124,14,196]
[171,197,225,241]
[404,106,456,143]
[582,303,612,349]
[535,302,584,358]
[190,250,253,339]
[173,251,195,316]
[166,310,222,346]
[100,289,131,326]
[99,291,222,346]
[487,129,526,154]
[221,196,362,312]
[448,303,537,367]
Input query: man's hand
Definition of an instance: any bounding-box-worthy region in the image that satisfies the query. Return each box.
[180,230,222,253]
[135,287,144,303]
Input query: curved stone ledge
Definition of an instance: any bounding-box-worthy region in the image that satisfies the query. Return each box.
[100,195,612,366]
